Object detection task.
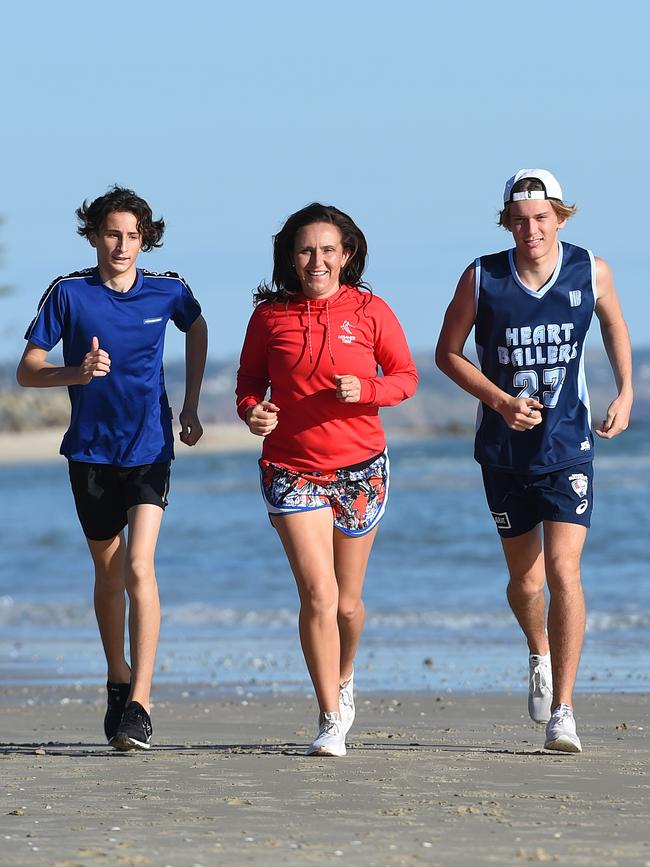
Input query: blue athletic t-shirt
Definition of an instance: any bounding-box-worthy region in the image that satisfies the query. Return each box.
[25,267,201,466]
[473,241,596,474]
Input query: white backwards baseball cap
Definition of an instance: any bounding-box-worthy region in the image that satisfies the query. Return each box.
[503,169,563,204]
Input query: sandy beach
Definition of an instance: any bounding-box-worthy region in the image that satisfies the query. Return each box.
[1,687,648,866]
[0,424,432,464]
[0,424,260,464]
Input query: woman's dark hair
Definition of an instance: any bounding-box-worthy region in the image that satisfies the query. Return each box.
[76,185,165,251]
[254,203,369,303]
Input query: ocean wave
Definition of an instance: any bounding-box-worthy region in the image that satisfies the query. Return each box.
[1,597,648,633]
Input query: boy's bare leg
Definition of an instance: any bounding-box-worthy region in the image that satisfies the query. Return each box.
[501,527,550,657]
[542,521,587,709]
[124,504,164,712]
[87,531,131,684]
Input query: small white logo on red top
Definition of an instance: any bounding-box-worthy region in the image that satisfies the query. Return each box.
[338,320,357,344]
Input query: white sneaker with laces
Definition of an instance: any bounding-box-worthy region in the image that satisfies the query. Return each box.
[339,671,355,735]
[528,652,553,724]
[306,711,346,757]
[544,704,582,753]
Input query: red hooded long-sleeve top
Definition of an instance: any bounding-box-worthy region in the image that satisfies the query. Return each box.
[236,285,418,472]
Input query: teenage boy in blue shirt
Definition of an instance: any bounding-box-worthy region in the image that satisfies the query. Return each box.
[17,186,208,750]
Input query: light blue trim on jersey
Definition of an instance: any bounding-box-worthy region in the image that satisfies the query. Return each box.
[508,241,564,299]
[577,340,592,430]
[473,259,485,432]
[474,391,484,433]
[579,249,597,431]
[588,250,598,307]
[474,341,485,433]
[473,258,481,317]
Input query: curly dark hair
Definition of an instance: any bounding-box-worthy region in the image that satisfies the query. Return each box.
[76,185,165,251]
[254,203,369,304]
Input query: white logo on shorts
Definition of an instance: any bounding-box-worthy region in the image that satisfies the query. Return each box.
[580,439,591,451]
[569,473,589,498]
[576,499,589,515]
[491,511,511,529]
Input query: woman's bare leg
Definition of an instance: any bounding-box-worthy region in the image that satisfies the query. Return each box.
[272,509,341,712]
[333,526,377,682]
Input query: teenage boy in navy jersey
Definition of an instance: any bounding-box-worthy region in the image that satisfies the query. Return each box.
[17,186,208,750]
[436,169,633,752]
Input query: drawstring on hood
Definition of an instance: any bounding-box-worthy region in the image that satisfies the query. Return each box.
[305,298,336,365]
[306,299,313,363]
[325,302,335,365]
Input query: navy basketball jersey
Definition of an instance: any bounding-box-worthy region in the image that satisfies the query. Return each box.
[473,241,596,473]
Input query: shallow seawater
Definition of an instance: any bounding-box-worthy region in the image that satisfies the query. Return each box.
[1,430,648,693]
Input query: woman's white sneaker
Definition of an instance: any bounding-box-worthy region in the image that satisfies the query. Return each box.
[544,704,582,753]
[339,671,355,735]
[306,711,347,757]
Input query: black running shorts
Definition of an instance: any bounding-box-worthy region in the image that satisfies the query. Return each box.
[68,461,171,541]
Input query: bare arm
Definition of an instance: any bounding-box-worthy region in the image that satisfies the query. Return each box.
[593,258,633,439]
[435,265,543,431]
[16,337,110,387]
[179,314,208,446]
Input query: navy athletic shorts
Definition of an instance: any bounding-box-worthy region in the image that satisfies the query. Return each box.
[481,461,594,538]
[68,461,171,541]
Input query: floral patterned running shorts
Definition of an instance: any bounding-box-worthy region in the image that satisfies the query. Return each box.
[259,450,389,537]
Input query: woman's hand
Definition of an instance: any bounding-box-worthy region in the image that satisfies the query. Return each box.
[246,401,280,436]
[334,374,361,403]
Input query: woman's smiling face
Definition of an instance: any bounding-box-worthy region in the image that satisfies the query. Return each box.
[293,222,350,299]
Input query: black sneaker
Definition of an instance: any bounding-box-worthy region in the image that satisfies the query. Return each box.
[104,681,131,743]
[111,701,153,751]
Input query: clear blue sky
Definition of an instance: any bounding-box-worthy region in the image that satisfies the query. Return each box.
[1,0,648,363]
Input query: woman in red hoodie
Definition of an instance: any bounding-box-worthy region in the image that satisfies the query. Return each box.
[237,203,418,756]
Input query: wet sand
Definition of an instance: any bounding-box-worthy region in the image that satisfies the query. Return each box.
[1,687,648,866]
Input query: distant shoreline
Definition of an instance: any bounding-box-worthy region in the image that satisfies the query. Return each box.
[0,424,463,465]
[0,423,263,464]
